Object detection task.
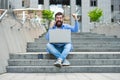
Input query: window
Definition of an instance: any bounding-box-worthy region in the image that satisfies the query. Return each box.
[38,0,43,4]
[90,0,97,7]
[76,0,81,6]
[111,5,114,12]
[119,5,120,11]
[62,0,70,5]
[50,0,60,5]
[22,1,24,7]
[50,0,70,5]
[111,19,114,22]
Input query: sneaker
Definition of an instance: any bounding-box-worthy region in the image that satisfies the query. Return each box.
[62,59,70,66]
[54,59,62,67]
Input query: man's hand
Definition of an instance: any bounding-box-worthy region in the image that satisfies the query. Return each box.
[72,14,78,20]
[49,20,55,28]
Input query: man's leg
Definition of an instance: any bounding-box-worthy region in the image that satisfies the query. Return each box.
[60,43,72,60]
[46,43,63,67]
[59,43,72,66]
[46,43,61,59]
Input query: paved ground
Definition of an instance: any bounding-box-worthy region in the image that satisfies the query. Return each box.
[0,73,120,80]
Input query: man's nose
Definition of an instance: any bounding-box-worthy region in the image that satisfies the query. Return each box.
[57,18,61,21]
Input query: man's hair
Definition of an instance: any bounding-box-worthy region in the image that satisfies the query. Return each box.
[55,12,64,18]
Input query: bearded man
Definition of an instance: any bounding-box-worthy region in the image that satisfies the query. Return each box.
[46,12,79,67]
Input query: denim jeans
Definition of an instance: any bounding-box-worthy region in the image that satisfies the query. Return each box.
[46,43,72,61]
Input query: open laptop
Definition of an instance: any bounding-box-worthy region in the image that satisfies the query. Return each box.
[49,29,71,43]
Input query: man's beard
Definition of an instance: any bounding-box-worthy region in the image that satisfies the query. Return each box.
[55,21,63,28]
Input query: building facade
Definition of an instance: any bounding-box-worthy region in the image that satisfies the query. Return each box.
[0,0,8,9]
[111,0,120,22]
[1,0,120,32]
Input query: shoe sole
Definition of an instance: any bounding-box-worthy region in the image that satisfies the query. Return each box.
[54,64,62,67]
[62,64,70,66]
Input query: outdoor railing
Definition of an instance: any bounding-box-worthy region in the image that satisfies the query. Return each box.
[0,10,7,22]
[117,21,120,25]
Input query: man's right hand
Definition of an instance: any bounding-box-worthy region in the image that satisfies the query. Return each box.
[50,20,55,28]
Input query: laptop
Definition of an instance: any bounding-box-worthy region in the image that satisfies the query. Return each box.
[49,29,71,43]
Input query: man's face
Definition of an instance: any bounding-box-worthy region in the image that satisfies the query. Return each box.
[55,15,63,28]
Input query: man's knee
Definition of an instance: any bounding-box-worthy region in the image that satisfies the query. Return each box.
[64,43,72,49]
[46,43,52,48]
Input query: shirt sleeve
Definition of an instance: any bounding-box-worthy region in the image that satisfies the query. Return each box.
[66,20,79,32]
[45,30,49,41]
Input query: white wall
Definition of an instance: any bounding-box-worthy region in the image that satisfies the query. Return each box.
[91,23,120,38]
[82,0,111,32]
[98,0,111,23]
[0,23,9,73]
[111,0,120,11]
[10,0,22,9]
[10,0,38,9]
[30,0,38,8]
[82,0,90,32]
[0,14,44,73]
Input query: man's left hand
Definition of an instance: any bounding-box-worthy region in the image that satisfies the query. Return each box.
[72,14,78,20]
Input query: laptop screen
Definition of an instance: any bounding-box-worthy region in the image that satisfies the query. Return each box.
[49,29,71,43]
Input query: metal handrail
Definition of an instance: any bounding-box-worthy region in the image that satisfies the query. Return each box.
[0,10,8,22]
[117,21,120,25]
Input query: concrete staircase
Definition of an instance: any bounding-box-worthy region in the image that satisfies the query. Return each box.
[7,32,120,73]
[27,33,120,52]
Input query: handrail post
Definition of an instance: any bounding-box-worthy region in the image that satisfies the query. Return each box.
[0,10,8,22]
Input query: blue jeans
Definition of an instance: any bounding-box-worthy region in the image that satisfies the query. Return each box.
[46,43,72,61]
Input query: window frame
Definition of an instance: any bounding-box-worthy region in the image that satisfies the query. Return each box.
[38,0,44,4]
[90,0,97,7]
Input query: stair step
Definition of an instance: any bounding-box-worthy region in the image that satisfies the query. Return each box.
[7,66,120,73]
[10,52,120,59]
[72,32,102,35]
[8,59,120,66]
[71,35,114,38]
[35,37,120,42]
[31,40,120,43]
[70,35,115,38]
[30,41,120,44]
[71,32,99,34]
[42,32,104,36]
[27,43,120,48]
[27,48,120,52]
[40,34,106,37]
[40,36,111,39]
[33,41,120,44]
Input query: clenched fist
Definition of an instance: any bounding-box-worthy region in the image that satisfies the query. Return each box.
[72,14,78,20]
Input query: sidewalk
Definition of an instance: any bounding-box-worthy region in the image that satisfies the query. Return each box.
[0,73,120,80]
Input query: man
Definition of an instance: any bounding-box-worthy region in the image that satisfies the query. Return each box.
[46,12,79,67]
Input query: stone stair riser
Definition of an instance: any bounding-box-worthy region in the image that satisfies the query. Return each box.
[7,66,120,73]
[8,59,120,66]
[10,54,120,59]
